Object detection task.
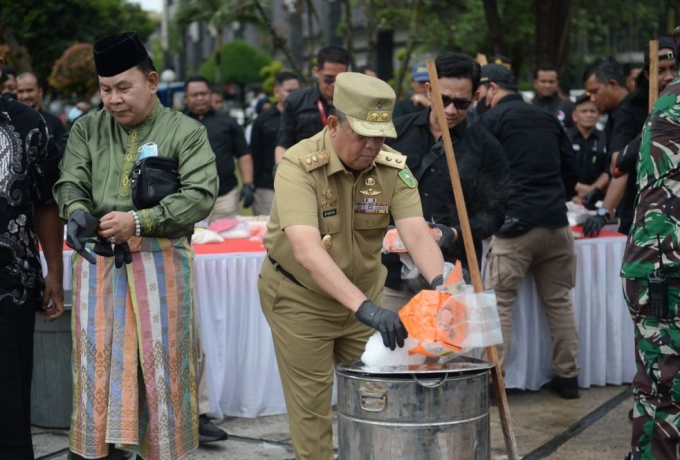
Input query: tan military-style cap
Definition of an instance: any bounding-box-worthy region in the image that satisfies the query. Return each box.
[333,72,397,138]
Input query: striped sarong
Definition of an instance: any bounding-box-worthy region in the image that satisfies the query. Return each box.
[69,236,198,460]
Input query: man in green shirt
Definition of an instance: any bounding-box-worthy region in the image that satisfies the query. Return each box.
[54,31,217,460]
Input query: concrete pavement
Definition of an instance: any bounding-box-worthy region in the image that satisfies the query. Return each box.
[32,383,633,459]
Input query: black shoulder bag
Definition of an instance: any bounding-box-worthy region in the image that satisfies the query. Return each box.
[129,156,181,209]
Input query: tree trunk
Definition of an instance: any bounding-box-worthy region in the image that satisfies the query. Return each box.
[535,0,574,75]
[0,21,33,72]
[215,28,223,86]
[341,0,357,69]
[394,0,422,99]
[252,0,305,79]
[481,0,509,57]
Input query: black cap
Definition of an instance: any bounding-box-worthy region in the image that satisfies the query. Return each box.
[490,55,512,70]
[93,32,153,77]
[480,64,516,85]
[574,93,593,106]
[644,37,676,69]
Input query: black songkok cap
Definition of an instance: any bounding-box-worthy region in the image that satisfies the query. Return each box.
[480,64,516,85]
[643,37,676,69]
[93,32,153,77]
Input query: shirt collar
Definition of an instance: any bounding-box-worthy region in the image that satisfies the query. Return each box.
[120,97,163,131]
[498,93,524,105]
[322,128,378,177]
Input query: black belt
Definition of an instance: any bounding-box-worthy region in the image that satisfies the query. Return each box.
[268,256,305,288]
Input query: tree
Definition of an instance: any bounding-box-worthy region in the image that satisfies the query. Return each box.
[171,0,265,85]
[48,43,98,100]
[199,39,272,108]
[0,0,154,86]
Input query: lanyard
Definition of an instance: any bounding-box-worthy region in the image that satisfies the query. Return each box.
[317,99,328,127]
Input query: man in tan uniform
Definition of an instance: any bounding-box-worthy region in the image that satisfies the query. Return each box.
[258,72,445,460]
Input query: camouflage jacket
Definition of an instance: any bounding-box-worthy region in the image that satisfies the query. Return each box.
[621,76,680,279]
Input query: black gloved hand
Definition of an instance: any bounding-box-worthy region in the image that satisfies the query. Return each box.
[430,274,444,290]
[428,223,456,250]
[66,209,99,264]
[113,242,133,269]
[240,183,255,208]
[582,187,604,210]
[582,215,606,238]
[355,300,408,350]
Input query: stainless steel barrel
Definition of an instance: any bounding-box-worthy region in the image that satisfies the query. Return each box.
[336,357,493,460]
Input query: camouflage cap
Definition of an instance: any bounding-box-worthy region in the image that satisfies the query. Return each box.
[333,72,397,138]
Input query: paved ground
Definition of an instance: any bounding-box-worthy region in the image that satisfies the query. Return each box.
[32,383,633,459]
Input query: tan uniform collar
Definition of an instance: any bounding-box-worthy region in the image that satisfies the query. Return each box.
[322,129,378,177]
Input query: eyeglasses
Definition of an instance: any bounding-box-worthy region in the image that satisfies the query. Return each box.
[441,95,473,110]
[322,75,336,84]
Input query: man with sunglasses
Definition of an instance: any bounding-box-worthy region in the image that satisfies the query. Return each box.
[274,46,349,169]
[477,63,581,399]
[381,52,509,311]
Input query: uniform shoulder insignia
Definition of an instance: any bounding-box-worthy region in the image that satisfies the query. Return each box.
[375,150,406,169]
[300,151,330,172]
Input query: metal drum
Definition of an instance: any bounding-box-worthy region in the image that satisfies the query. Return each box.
[335,357,493,460]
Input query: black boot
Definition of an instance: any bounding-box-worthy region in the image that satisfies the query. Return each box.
[199,414,229,444]
[550,376,580,399]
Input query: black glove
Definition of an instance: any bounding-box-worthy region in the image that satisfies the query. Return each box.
[355,300,408,350]
[240,183,255,208]
[582,187,604,210]
[428,223,456,250]
[66,209,99,264]
[582,215,606,237]
[114,242,133,269]
[430,274,444,290]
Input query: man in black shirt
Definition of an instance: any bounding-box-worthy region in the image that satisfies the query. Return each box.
[381,53,508,310]
[583,43,677,236]
[16,72,66,150]
[0,57,65,459]
[568,94,609,208]
[184,75,253,223]
[250,71,300,215]
[531,64,574,129]
[274,46,349,166]
[478,64,581,399]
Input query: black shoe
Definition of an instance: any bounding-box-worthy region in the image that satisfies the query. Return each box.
[550,376,580,399]
[199,414,228,444]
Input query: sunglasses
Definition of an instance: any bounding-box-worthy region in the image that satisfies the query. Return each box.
[321,75,336,84]
[441,95,473,110]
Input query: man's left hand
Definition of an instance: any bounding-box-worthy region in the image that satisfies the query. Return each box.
[240,183,255,208]
[40,271,64,323]
[98,211,135,244]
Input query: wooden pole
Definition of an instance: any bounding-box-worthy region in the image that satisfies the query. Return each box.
[649,40,659,113]
[426,60,519,460]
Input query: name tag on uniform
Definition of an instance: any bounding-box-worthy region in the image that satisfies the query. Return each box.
[354,198,389,214]
[322,209,337,218]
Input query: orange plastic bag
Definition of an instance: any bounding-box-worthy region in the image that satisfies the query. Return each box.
[399,289,468,357]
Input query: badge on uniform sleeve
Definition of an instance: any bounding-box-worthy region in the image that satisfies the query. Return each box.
[398,170,417,188]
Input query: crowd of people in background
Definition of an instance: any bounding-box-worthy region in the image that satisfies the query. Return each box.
[1,25,680,460]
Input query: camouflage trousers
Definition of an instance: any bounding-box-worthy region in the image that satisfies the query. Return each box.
[623,277,680,460]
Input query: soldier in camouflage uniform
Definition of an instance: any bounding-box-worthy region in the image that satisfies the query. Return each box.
[621,29,680,460]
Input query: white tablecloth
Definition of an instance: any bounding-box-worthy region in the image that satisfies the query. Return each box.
[50,234,635,418]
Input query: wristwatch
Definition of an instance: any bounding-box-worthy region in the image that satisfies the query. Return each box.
[597,208,610,220]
